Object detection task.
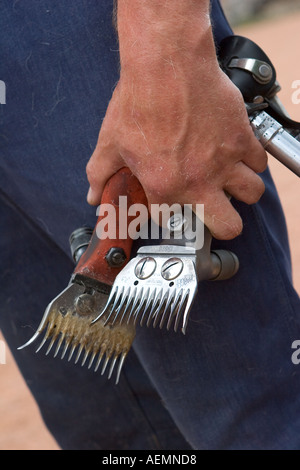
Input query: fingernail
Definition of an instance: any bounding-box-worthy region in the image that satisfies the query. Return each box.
[87,187,95,204]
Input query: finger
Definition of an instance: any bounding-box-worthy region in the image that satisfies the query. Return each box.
[202,192,243,240]
[86,143,124,205]
[86,87,126,205]
[241,133,268,174]
[224,162,265,205]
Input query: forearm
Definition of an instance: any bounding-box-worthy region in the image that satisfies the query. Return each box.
[116,0,217,76]
[86,1,267,240]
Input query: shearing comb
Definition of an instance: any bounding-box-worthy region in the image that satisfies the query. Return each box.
[92,208,240,335]
[19,168,148,384]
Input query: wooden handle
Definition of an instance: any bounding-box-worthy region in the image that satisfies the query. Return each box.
[74,168,148,286]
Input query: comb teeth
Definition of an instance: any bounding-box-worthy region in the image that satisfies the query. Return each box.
[93,245,198,333]
[95,282,195,333]
[133,286,192,332]
[25,308,135,384]
[93,252,198,334]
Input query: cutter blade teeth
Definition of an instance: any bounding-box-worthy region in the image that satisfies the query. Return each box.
[81,348,91,367]
[60,316,79,360]
[115,353,126,385]
[74,343,85,364]
[35,335,48,354]
[35,311,60,353]
[88,351,97,370]
[107,355,118,380]
[61,338,72,360]
[68,343,77,362]
[20,280,136,384]
[53,333,66,358]
[44,312,65,355]
[101,355,110,376]
[45,335,58,356]
[35,323,52,353]
[94,351,104,373]
[18,306,55,351]
[19,329,44,351]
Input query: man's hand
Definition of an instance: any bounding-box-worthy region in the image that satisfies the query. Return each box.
[86,0,267,240]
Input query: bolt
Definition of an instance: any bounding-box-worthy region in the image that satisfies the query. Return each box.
[258,64,272,80]
[105,247,127,268]
[59,306,68,317]
[135,257,157,280]
[253,95,264,104]
[161,257,183,280]
[75,293,95,316]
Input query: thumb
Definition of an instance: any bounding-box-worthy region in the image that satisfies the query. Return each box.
[86,145,124,206]
[86,112,124,206]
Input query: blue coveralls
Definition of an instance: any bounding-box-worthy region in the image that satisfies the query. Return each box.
[0,0,299,450]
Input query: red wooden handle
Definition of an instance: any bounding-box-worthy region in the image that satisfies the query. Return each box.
[74,168,148,286]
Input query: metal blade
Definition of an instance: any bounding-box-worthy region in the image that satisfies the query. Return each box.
[18,279,136,382]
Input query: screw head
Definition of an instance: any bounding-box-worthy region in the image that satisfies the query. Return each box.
[258,64,272,80]
[253,95,264,104]
[161,257,184,280]
[105,247,127,268]
[135,257,157,280]
[168,214,188,233]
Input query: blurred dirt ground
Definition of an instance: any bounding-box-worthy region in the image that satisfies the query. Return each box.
[0,10,299,451]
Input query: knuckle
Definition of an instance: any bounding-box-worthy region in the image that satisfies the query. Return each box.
[248,141,269,174]
[142,174,176,203]
[222,219,243,240]
[210,211,243,241]
[86,158,98,185]
[86,170,99,191]
[253,172,265,193]
[244,177,265,204]
[86,162,94,184]
[254,147,268,173]
[240,176,265,204]
[253,177,266,200]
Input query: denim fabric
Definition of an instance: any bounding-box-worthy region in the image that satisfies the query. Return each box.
[0,0,299,450]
